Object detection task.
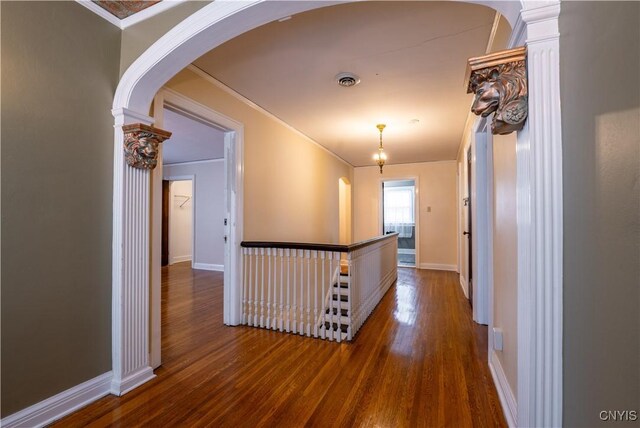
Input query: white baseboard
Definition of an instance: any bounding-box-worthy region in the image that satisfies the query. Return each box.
[489,350,517,428]
[0,372,112,428]
[192,263,224,272]
[111,366,155,396]
[459,275,469,298]
[419,263,458,271]
[170,255,192,264]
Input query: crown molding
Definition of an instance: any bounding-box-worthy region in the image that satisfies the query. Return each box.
[75,0,187,30]
[186,64,354,168]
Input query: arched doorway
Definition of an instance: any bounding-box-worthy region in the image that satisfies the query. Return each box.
[110,2,564,426]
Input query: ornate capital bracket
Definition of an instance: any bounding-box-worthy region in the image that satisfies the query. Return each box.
[465,47,528,135]
[122,123,172,170]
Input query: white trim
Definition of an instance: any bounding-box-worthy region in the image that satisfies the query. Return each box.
[517,3,563,426]
[165,158,224,167]
[111,367,155,396]
[0,372,112,428]
[170,255,192,264]
[471,117,491,325]
[419,263,457,271]
[489,351,518,428]
[186,65,353,168]
[460,274,469,299]
[193,263,224,272]
[75,0,187,30]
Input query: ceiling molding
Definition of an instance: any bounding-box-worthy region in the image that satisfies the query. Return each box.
[75,0,187,30]
[186,64,354,168]
[164,158,225,167]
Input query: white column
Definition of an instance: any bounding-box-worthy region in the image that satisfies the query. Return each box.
[111,107,157,395]
[518,2,563,427]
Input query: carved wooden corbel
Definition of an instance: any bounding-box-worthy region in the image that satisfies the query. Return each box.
[465,47,528,135]
[122,123,172,170]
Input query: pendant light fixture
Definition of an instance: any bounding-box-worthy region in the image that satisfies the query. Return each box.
[373,124,387,174]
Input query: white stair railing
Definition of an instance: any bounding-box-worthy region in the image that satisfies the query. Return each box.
[241,234,398,342]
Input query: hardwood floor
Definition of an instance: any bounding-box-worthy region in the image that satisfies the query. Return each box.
[54,263,506,427]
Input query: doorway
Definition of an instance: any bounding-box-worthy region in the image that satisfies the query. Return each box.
[163,179,194,266]
[382,179,417,267]
[149,89,244,370]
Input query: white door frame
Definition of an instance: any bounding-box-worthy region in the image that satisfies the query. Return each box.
[379,176,419,268]
[110,2,563,426]
[470,117,492,326]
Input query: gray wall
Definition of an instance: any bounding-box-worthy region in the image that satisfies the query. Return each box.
[560,2,640,426]
[1,1,121,416]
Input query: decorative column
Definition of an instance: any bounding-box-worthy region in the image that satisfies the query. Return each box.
[111,108,171,395]
[518,3,563,427]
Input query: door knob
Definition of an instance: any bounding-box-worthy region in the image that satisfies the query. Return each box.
[463,231,470,236]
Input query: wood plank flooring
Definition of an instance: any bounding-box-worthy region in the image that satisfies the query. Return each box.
[54,263,506,427]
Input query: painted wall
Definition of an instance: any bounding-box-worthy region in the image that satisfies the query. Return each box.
[119,1,210,76]
[354,161,458,269]
[0,1,121,417]
[168,180,194,263]
[165,68,354,244]
[165,161,225,268]
[492,132,518,398]
[560,2,640,426]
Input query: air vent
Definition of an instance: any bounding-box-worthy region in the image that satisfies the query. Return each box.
[336,72,361,88]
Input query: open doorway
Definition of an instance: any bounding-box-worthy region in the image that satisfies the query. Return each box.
[149,89,244,369]
[382,179,417,267]
[163,179,194,266]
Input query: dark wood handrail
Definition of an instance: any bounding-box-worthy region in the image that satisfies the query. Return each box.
[241,232,399,253]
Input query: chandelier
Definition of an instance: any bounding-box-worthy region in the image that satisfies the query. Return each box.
[373,124,387,174]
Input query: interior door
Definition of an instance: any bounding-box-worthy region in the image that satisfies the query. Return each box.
[161,180,170,266]
[466,147,473,308]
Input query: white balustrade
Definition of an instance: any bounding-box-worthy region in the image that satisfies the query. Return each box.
[241,234,398,342]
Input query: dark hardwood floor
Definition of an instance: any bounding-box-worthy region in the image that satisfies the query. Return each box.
[54,263,506,427]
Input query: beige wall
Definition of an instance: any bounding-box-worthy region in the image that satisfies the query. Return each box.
[1,1,121,416]
[560,2,639,426]
[354,162,458,268]
[492,132,518,397]
[165,68,353,243]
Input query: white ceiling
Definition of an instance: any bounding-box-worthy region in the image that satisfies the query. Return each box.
[162,108,225,165]
[193,1,501,166]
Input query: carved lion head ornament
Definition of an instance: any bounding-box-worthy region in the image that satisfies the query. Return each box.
[466,47,528,135]
[122,124,172,170]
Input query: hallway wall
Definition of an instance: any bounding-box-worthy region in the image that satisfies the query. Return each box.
[492,132,518,399]
[165,68,354,244]
[560,2,640,426]
[0,1,121,417]
[353,161,458,269]
[164,161,225,268]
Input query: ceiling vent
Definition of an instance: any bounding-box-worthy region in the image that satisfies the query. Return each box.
[336,72,361,88]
